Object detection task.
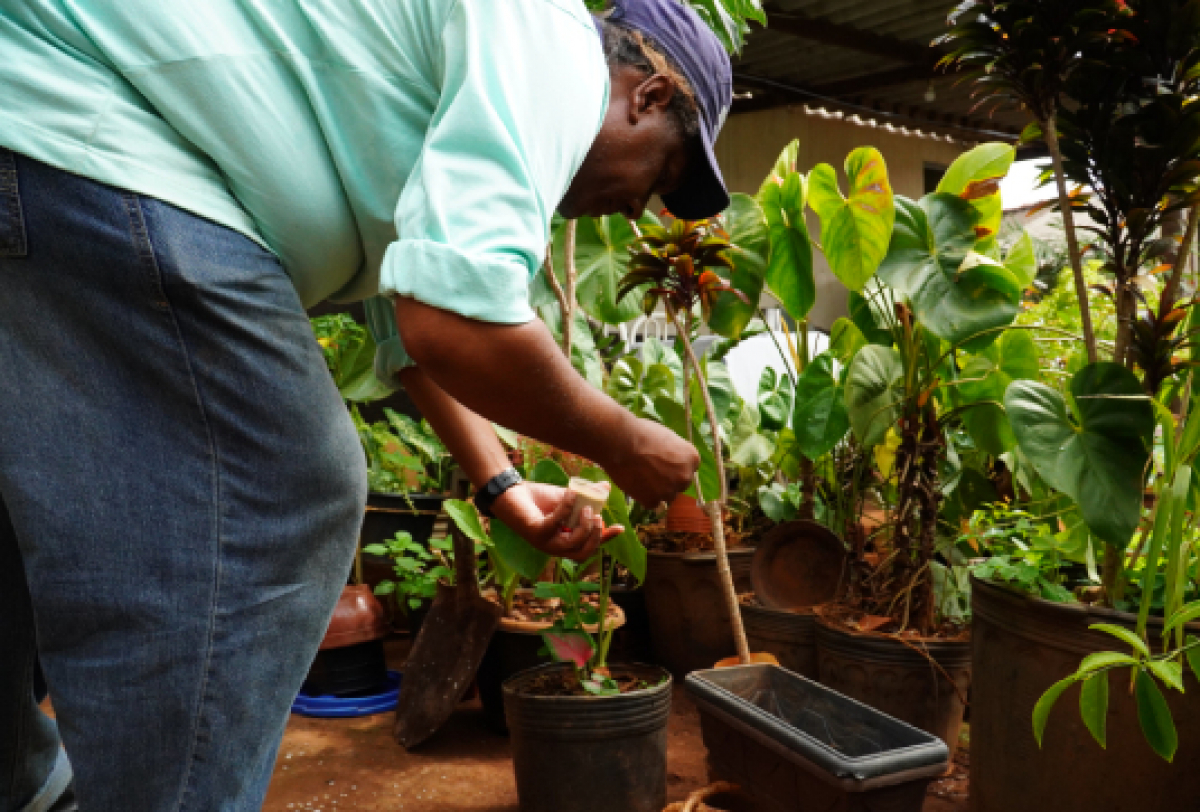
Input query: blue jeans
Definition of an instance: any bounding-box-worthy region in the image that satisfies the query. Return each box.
[0,149,367,810]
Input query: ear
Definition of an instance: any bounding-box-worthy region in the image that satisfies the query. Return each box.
[631,74,677,121]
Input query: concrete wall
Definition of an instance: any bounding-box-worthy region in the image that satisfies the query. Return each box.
[715,106,972,330]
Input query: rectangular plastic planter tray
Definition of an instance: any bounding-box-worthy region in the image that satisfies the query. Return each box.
[686,664,949,812]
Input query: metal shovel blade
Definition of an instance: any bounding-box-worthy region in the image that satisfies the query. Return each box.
[393,526,501,748]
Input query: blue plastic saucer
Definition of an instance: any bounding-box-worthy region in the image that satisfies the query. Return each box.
[291,670,401,718]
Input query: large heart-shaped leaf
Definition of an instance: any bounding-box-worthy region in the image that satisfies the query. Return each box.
[708,193,769,339]
[879,194,1021,350]
[1005,363,1154,547]
[845,345,905,447]
[936,142,1015,243]
[808,147,895,292]
[792,354,850,460]
[757,366,794,431]
[729,400,775,466]
[956,329,1040,455]
[551,212,661,325]
[757,143,814,320]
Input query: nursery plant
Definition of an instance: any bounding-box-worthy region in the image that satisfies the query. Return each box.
[364,530,454,615]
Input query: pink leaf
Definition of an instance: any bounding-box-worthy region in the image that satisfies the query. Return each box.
[543,631,595,668]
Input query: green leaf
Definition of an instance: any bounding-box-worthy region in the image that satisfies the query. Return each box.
[792,355,849,460]
[935,142,1015,241]
[1078,651,1140,675]
[956,329,1040,455]
[807,148,896,292]
[1090,623,1151,658]
[373,581,397,596]
[599,476,646,583]
[444,499,489,545]
[653,395,721,503]
[1079,672,1109,748]
[362,544,389,557]
[528,459,570,488]
[1164,600,1200,636]
[1185,636,1200,683]
[845,345,904,447]
[1148,659,1186,693]
[879,194,1020,350]
[758,154,814,320]
[1135,669,1179,762]
[559,211,661,325]
[1005,364,1154,547]
[489,519,550,582]
[1005,231,1038,289]
[830,317,867,364]
[708,194,769,339]
[1033,676,1077,747]
[730,401,774,466]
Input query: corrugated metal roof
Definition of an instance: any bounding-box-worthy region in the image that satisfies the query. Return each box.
[731,1,1028,143]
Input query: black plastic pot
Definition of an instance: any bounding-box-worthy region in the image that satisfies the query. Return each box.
[686,664,948,812]
[643,548,755,676]
[816,617,971,759]
[360,492,445,600]
[741,602,818,679]
[608,584,653,664]
[503,663,672,812]
[302,639,390,698]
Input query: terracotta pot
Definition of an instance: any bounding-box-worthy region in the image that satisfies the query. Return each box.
[643,548,755,676]
[319,584,389,651]
[740,602,818,679]
[666,494,710,534]
[815,615,971,760]
[970,576,1200,812]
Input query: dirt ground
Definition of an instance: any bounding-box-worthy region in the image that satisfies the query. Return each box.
[263,640,970,812]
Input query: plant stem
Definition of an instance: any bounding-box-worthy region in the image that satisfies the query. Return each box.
[596,554,617,667]
[1161,204,1200,319]
[669,309,750,664]
[543,222,578,357]
[1044,115,1098,364]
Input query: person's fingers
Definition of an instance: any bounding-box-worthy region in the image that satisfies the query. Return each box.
[542,507,603,560]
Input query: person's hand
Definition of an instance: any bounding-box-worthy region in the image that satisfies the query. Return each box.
[490,482,623,562]
[603,417,700,508]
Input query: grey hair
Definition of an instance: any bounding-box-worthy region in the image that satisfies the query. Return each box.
[595,15,701,139]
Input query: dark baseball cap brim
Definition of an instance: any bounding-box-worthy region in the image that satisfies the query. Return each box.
[662,123,730,221]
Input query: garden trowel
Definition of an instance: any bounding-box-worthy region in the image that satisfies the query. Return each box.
[393,524,501,748]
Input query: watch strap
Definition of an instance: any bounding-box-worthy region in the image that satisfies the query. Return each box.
[473,467,523,518]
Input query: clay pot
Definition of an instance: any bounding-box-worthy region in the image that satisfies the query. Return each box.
[971,576,1200,812]
[643,548,755,676]
[319,584,389,651]
[666,494,710,534]
[815,615,971,760]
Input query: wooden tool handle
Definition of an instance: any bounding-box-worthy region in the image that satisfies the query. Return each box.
[451,525,479,603]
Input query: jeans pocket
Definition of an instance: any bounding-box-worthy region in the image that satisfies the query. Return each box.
[0,148,28,258]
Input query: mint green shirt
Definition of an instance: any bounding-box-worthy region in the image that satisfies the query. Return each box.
[0,0,608,382]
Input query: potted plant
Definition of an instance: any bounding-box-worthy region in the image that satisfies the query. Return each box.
[502,533,670,812]
[940,2,1200,806]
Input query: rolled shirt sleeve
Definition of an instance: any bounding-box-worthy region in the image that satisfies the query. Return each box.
[378,0,609,329]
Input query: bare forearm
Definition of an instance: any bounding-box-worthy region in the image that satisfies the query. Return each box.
[397,366,511,489]
[394,297,632,469]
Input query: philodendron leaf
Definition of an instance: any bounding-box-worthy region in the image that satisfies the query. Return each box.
[758,142,814,320]
[845,345,904,447]
[808,147,896,292]
[1033,675,1077,747]
[1005,231,1038,289]
[830,317,867,364]
[1135,669,1178,762]
[444,499,490,546]
[792,353,850,459]
[936,142,1015,244]
[1079,672,1109,748]
[956,329,1040,455]
[557,211,661,325]
[1005,364,1153,547]
[879,194,1020,351]
[708,193,769,339]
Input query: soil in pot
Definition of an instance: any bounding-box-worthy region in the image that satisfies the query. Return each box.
[815,608,971,760]
[503,662,672,812]
[476,591,625,733]
[971,576,1200,812]
[739,594,819,679]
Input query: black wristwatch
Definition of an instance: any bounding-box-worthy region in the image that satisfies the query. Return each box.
[473,467,523,518]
